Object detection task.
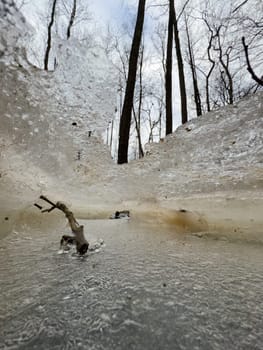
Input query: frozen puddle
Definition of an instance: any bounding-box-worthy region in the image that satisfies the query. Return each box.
[0,219,262,350]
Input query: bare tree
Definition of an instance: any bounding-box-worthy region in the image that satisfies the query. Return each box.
[151,23,166,138]
[56,0,91,41]
[185,14,202,116]
[145,104,162,144]
[215,27,234,105]
[44,0,57,70]
[165,0,174,135]
[133,45,145,158]
[153,23,167,75]
[117,0,146,164]
[67,0,77,39]
[172,2,188,124]
[201,14,217,112]
[198,0,262,108]
[165,0,188,133]
[103,27,146,161]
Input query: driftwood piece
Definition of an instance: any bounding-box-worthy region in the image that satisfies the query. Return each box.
[35,195,89,255]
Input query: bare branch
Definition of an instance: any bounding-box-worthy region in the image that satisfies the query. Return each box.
[242,36,263,86]
[177,0,191,22]
[232,0,249,14]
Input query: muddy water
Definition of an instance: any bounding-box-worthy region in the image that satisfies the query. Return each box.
[0,219,262,350]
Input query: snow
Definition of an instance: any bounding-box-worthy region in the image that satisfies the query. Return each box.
[0,5,262,241]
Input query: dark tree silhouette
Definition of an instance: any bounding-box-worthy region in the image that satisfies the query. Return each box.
[117,0,146,164]
[172,3,188,124]
[165,0,174,135]
[67,0,77,39]
[185,16,202,116]
[165,0,188,134]
[44,0,57,70]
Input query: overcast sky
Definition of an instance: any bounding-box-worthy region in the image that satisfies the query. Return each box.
[90,0,133,23]
[17,0,137,29]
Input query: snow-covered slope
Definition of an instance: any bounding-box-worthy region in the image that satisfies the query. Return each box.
[120,93,263,241]
[0,5,262,241]
[130,92,263,196]
[0,5,116,234]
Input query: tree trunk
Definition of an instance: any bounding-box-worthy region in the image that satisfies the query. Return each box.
[67,0,77,39]
[133,108,144,158]
[165,0,174,135]
[203,17,216,112]
[172,2,188,124]
[185,19,202,116]
[44,0,57,71]
[217,31,234,105]
[117,0,146,164]
[135,46,145,158]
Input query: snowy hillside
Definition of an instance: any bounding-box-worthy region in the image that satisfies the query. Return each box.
[0,4,117,234]
[131,92,263,196]
[0,4,262,241]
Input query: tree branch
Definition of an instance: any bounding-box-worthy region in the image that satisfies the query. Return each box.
[242,37,263,86]
[177,0,191,22]
[232,0,249,14]
[36,195,89,255]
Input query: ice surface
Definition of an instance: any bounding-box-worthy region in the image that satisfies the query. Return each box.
[0,219,263,350]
